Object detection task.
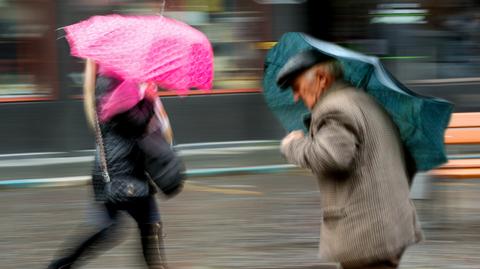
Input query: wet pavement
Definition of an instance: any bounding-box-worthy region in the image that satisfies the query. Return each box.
[1,171,480,269]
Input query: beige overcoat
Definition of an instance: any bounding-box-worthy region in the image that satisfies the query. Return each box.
[281,81,423,268]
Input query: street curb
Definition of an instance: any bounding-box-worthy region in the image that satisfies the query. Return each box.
[0,164,299,189]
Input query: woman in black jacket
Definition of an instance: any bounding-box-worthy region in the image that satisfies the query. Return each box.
[48,60,184,269]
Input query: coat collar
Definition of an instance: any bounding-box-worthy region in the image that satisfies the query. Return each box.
[310,80,352,116]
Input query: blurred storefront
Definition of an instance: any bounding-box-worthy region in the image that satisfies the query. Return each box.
[1,0,479,101]
[0,0,58,100]
[0,0,479,153]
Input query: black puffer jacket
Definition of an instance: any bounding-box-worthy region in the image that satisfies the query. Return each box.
[91,76,184,202]
[91,76,150,201]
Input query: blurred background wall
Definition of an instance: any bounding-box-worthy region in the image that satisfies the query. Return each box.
[0,0,479,153]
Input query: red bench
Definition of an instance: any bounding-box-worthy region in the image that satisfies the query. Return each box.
[430,113,480,179]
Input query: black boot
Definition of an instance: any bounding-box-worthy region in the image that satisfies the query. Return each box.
[47,257,73,269]
[140,222,168,269]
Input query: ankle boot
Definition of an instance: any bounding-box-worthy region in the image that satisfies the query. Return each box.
[141,222,168,269]
[47,257,73,269]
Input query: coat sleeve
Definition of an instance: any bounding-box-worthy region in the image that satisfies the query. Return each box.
[138,129,185,197]
[281,110,359,174]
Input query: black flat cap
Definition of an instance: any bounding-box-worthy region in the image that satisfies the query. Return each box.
[276,49,333,90]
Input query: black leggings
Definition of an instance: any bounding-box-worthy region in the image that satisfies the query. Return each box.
[48,196,166,269]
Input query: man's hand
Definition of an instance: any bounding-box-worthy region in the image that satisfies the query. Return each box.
[281,130,304,148]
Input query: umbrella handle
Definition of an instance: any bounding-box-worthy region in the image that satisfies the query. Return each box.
[158,0,166,17]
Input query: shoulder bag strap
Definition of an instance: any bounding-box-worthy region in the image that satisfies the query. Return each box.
[93,100,111,183]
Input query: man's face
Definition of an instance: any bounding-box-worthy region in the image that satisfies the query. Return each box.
[291,65,332,110]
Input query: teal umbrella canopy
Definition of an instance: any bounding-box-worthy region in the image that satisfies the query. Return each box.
[263,32,454,171]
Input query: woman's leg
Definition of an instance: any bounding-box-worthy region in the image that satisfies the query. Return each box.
[47,202,121,269]
[127,196,167,269]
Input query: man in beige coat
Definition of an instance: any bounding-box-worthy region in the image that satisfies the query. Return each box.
[277,50,423,269]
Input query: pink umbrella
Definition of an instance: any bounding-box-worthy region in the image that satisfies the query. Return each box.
[64,14,214,121]
[65,14,213,92]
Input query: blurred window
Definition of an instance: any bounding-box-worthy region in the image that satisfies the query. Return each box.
[363,1,480,82]
[323,0,480,82]
[0,0,57,99]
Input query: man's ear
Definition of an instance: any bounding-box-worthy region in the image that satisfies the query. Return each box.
[314,67,329,90]
[315,66,334,91]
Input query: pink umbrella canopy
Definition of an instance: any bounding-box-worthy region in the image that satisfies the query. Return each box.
[64,14,214,93]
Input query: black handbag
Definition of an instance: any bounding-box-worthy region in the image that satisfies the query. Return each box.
[139,128,186,198]
[94,112,150,203]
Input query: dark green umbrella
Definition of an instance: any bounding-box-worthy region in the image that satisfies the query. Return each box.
[263,32,454,171]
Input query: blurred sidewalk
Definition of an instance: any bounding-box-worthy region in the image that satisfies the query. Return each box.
[1,173,480,269]
[1,141,480,183]
[0,141,479,269]
[0,141,480,269]
[0,141,291,185]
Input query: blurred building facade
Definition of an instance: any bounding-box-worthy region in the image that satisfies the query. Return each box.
[1,0,479,97]
[0,0,479,153]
